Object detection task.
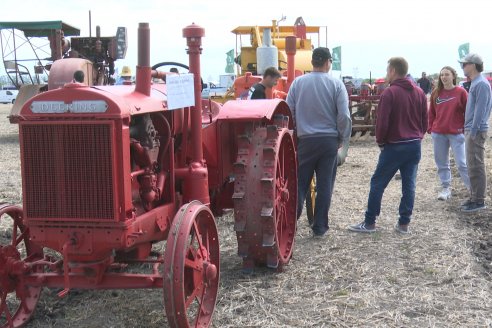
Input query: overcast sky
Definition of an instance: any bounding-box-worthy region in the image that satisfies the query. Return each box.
[2,0,492,81]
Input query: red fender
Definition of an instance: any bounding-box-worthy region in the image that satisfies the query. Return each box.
[216,99,294,129]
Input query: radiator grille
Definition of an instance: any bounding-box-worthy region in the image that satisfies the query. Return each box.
[21,123,115,220]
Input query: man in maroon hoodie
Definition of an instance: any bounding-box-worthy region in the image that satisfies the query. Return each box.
[349,57,428,234]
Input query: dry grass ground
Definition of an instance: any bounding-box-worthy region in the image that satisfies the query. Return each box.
[0,103,491,327]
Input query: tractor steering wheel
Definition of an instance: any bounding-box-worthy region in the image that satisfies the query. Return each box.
[151,61,204,91]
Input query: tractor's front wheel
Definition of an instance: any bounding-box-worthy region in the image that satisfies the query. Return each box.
[163,201,220,328]
[0,203,43,328]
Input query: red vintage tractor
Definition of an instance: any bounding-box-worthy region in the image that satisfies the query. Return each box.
[345,79,386,139]
[0,22,297,327]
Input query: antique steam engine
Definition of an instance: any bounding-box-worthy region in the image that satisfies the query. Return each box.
[0,21,297,327]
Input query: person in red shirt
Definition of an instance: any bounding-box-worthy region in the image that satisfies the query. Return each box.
[428,66,470,200]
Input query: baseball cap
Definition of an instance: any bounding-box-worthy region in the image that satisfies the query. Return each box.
[458,53,483,65]
[312,47,332,63]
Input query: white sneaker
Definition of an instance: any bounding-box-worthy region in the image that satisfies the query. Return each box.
[437,188,451,200]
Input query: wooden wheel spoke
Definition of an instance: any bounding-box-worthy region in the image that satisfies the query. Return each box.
[15,229,28,247]
[186,245,197,260]
[192,221,207,260]
[20,297,30,313]
[275,136,289,243]
[283,177,288,192]
[11,220,18,247]
[205,230,210,259]
[277,209,284,237]
[279,205,287,231]
[184,257,202,272]
[276,149,285,182]
[184,281,204,309]
[276,176,288,210]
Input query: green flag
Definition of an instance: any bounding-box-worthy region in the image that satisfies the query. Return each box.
[458,43,469,60]
[332,46,341,71]
[225,49,235,73]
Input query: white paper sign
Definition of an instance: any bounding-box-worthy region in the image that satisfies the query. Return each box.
[166,73,195,110]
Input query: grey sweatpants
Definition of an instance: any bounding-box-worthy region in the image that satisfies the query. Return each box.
[465,131,487,202]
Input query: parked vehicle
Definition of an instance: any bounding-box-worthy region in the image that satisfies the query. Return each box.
[0,89,18,103]
[201,81,228,99]
[201,74,235,99]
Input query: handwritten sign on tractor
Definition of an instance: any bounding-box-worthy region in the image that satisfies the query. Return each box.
[167,73,195,110]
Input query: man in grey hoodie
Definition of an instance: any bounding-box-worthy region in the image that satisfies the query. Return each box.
[286,47,352,238]
[459,53,492,212]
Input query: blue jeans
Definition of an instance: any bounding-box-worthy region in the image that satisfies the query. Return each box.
[297,136,339,235]
[431,133,470,189]
[365,141,421,226]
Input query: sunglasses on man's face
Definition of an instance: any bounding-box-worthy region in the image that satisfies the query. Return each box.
[460,62,470,69]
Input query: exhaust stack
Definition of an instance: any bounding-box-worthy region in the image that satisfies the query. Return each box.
[134,22,151,96]
[285,36,297,89]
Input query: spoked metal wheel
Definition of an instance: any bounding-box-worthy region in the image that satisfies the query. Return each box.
[163,201,220,328]
[305,174,316,227]
[0,203,43,328]
[233,123,297,271]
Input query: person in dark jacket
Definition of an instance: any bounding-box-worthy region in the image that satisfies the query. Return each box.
[417,72,431,94]
[247,67,281,99]
[348,57,428,234]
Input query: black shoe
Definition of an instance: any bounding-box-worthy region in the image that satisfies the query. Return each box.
[461,202,486,213]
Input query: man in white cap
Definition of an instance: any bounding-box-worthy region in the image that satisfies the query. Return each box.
[459,53,492,212]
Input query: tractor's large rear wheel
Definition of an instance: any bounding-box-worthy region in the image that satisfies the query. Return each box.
[0,203,43,328]
[163,201,220,328]
[233,123,297,271]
